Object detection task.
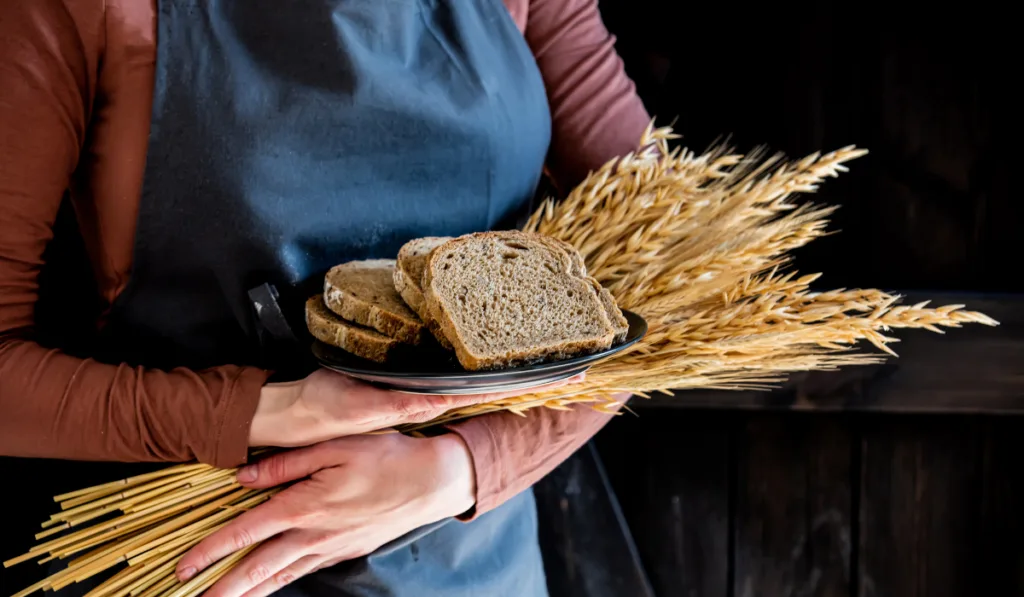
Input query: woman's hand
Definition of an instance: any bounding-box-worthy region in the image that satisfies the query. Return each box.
[249,368,582,448]
[176,433,474,597]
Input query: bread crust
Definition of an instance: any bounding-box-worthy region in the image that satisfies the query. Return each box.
[305,295,399,363]
[536,236,627,342]
[324,259,426,344]
[590,279,629,343]
[392,264,424,315]
[395,238,455,349]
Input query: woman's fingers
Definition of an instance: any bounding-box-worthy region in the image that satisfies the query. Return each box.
[201,535,312,597]
[383,370,587,424]
[176,487,307,580]
[235,442,345,488]
[239,555,321,597]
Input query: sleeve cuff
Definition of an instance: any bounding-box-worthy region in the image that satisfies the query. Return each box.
[212,366,272,468]
[444,417,504,521]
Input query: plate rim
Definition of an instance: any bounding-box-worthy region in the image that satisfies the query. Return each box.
[375,366,592,395]
[312,309,647,381]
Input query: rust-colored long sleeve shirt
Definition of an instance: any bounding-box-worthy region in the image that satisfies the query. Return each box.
[0,0,649,515]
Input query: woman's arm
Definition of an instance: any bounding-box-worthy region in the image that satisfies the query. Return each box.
[523,0,652,191]
[0,0,270,467]
[445,0,651,517]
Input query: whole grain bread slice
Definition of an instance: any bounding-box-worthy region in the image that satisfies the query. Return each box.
[395,237,452,314]
[539,237,628,342]
[422,231,616,370]
[394,237,454,349]
[546,237,587,277]
[590,279,629,343]
[525,234,628,343]
[305,295,400,363]
[324,259,426,345]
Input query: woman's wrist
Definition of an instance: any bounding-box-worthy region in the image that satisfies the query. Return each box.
[427,433,477,518]
[249,381,300,446]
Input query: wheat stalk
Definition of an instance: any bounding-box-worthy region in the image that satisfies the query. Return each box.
[5,124,997,596]
[410,123,996,427]
[3,463,280,597]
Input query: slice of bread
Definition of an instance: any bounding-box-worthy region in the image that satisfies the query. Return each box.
[537,236,627,341]
[324,259,426,345]
[590,279,629,343]
[395,237,452,315]
[533,235,628,343]
[394,237,454,349]
[305,295,400,363]
[546,237,587,277]
[422,231,617,370]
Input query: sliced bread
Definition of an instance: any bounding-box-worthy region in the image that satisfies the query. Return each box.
[538,236,627,341]
[395,236,452,315]
[546,237,587,277]
[422,231,617,370]
[531,235,628,343]
[324,259,426,345]
[394,237,454,349]
[590,279,629,343]
[305,295,400,363]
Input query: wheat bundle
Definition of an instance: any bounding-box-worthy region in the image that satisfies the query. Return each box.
[4,124,997,596]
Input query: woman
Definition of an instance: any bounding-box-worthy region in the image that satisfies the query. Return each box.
[0,0,651,595]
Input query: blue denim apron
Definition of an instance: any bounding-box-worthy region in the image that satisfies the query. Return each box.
[90,0,554,594]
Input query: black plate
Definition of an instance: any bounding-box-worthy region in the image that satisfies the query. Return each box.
[312,310,647,394]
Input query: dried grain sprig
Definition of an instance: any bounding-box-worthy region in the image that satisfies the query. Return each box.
[4,461,277,597]
[437,124,997,425]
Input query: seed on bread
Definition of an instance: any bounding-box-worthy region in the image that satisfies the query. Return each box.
[305,295,400,363]
[324,259,426,345]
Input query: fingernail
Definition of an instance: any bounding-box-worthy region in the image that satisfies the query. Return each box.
[179,567,197,581]
[236,466,257,483]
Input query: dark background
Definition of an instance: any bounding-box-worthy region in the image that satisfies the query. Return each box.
[532,3,1024,597]
[3,3,1022,597]
[604,2,1020,294]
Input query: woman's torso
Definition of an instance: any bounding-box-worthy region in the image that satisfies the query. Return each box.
[68,0,531,313]
[44,1,555,594]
